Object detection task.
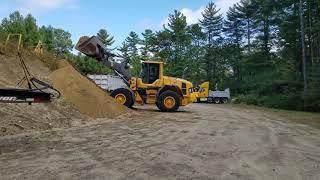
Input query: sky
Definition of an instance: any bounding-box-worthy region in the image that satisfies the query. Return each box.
[0,0,240,48]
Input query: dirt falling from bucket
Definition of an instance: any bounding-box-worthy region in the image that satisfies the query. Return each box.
[49,61,128,118]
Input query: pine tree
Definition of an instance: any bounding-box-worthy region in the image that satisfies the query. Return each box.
[200,2,223,46]
[236,0,255,52]
[163,10,192,77]
[224,4,245,81]
[125,31,140,55]
[118,42,129,58]
[97,29,114,47]
[200,1,223,87]
[141,29,157,59]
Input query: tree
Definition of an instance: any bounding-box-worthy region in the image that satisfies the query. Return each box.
[39,25,54,51]
[162,10,192,77]
[200,2,223,45]
[125,31,140,55]
[52,28,73,56]
[236,0,255,52]
[1,11,25,35]
[188,24,206,82]
[200,1,223,87]
[119,42,129,58]
[97,29,114,47]
[224,4,245,81]
[141,29,157,59]
[24,14,39,46]
[251,0,279,61]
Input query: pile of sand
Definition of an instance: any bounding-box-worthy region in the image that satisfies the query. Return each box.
[0,51,128,136]
[49,60,128,118]
[0,54,89,136]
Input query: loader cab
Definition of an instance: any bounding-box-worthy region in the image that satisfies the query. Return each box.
[140,61,163,84]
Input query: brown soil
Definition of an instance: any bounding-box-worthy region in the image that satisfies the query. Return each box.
[0,52,127,136]
[49,60,128,118]
[0,54,91,136]
[0,104,319,179]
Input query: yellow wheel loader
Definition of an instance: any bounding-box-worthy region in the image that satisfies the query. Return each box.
[75,36,197,112]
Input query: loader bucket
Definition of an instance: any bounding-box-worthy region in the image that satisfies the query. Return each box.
[75,36,106,61]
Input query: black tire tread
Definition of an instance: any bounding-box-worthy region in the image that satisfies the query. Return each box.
[157,90,180,112]
[110,88,135,108]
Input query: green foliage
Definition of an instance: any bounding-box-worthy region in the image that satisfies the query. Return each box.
[69,54,113,75]
[97,29,115,47]
[23,14,39,46]
[0,11,73,56]
[200,1,223,40]
[125,31,140,55]
[39,26,54,51]
[52,28,73,56]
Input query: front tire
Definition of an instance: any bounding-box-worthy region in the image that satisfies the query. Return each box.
[110,88,135,108]
[157,91,181,112]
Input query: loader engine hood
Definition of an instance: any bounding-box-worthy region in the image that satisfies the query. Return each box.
[163,76,193,88]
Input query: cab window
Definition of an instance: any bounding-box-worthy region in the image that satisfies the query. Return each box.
[140,63,160,84]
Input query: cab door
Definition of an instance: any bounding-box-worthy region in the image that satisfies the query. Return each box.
[141,63,160,85]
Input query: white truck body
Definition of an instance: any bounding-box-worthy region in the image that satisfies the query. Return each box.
[209,88,230,99]
[198,88,231,103]
[87,74,126,92]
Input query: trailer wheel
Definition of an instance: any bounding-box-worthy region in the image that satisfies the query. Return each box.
[157,91,180,112]
[111,88,135,108]
[220,98,228,104]
[214,98,220,104]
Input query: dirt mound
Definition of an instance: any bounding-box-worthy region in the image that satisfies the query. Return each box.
[49,60,128,118]
[0,54,90,136]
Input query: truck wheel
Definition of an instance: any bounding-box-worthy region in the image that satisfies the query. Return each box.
[208,97,213,103]
[214,98,220,104]
[220,98,228,104]
[157,91,180,112]
[110,88,135,108]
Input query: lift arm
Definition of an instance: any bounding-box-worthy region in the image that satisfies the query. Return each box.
[75,36,131,82]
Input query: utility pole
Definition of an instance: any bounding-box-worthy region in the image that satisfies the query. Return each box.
[299,0,308,99]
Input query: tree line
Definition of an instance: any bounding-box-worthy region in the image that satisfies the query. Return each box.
[0,0,319,111]
[116,0,320,111]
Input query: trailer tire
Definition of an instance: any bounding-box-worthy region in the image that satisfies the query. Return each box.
[111,88,135,108]
[214,98,220,104]
[220,98,228,104]
[157,90,180,112]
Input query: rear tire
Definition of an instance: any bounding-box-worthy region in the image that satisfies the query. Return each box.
[220,98,228,104]
[214,98,220,104]
[110,88,135,108]
[157,91,181,112]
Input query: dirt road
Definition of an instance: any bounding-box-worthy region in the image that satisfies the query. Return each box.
[0,104,319,179]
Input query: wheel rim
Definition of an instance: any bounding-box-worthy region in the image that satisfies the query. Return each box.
[115,93,126,105]
[214,99,220,104]
[164,96,176,109]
